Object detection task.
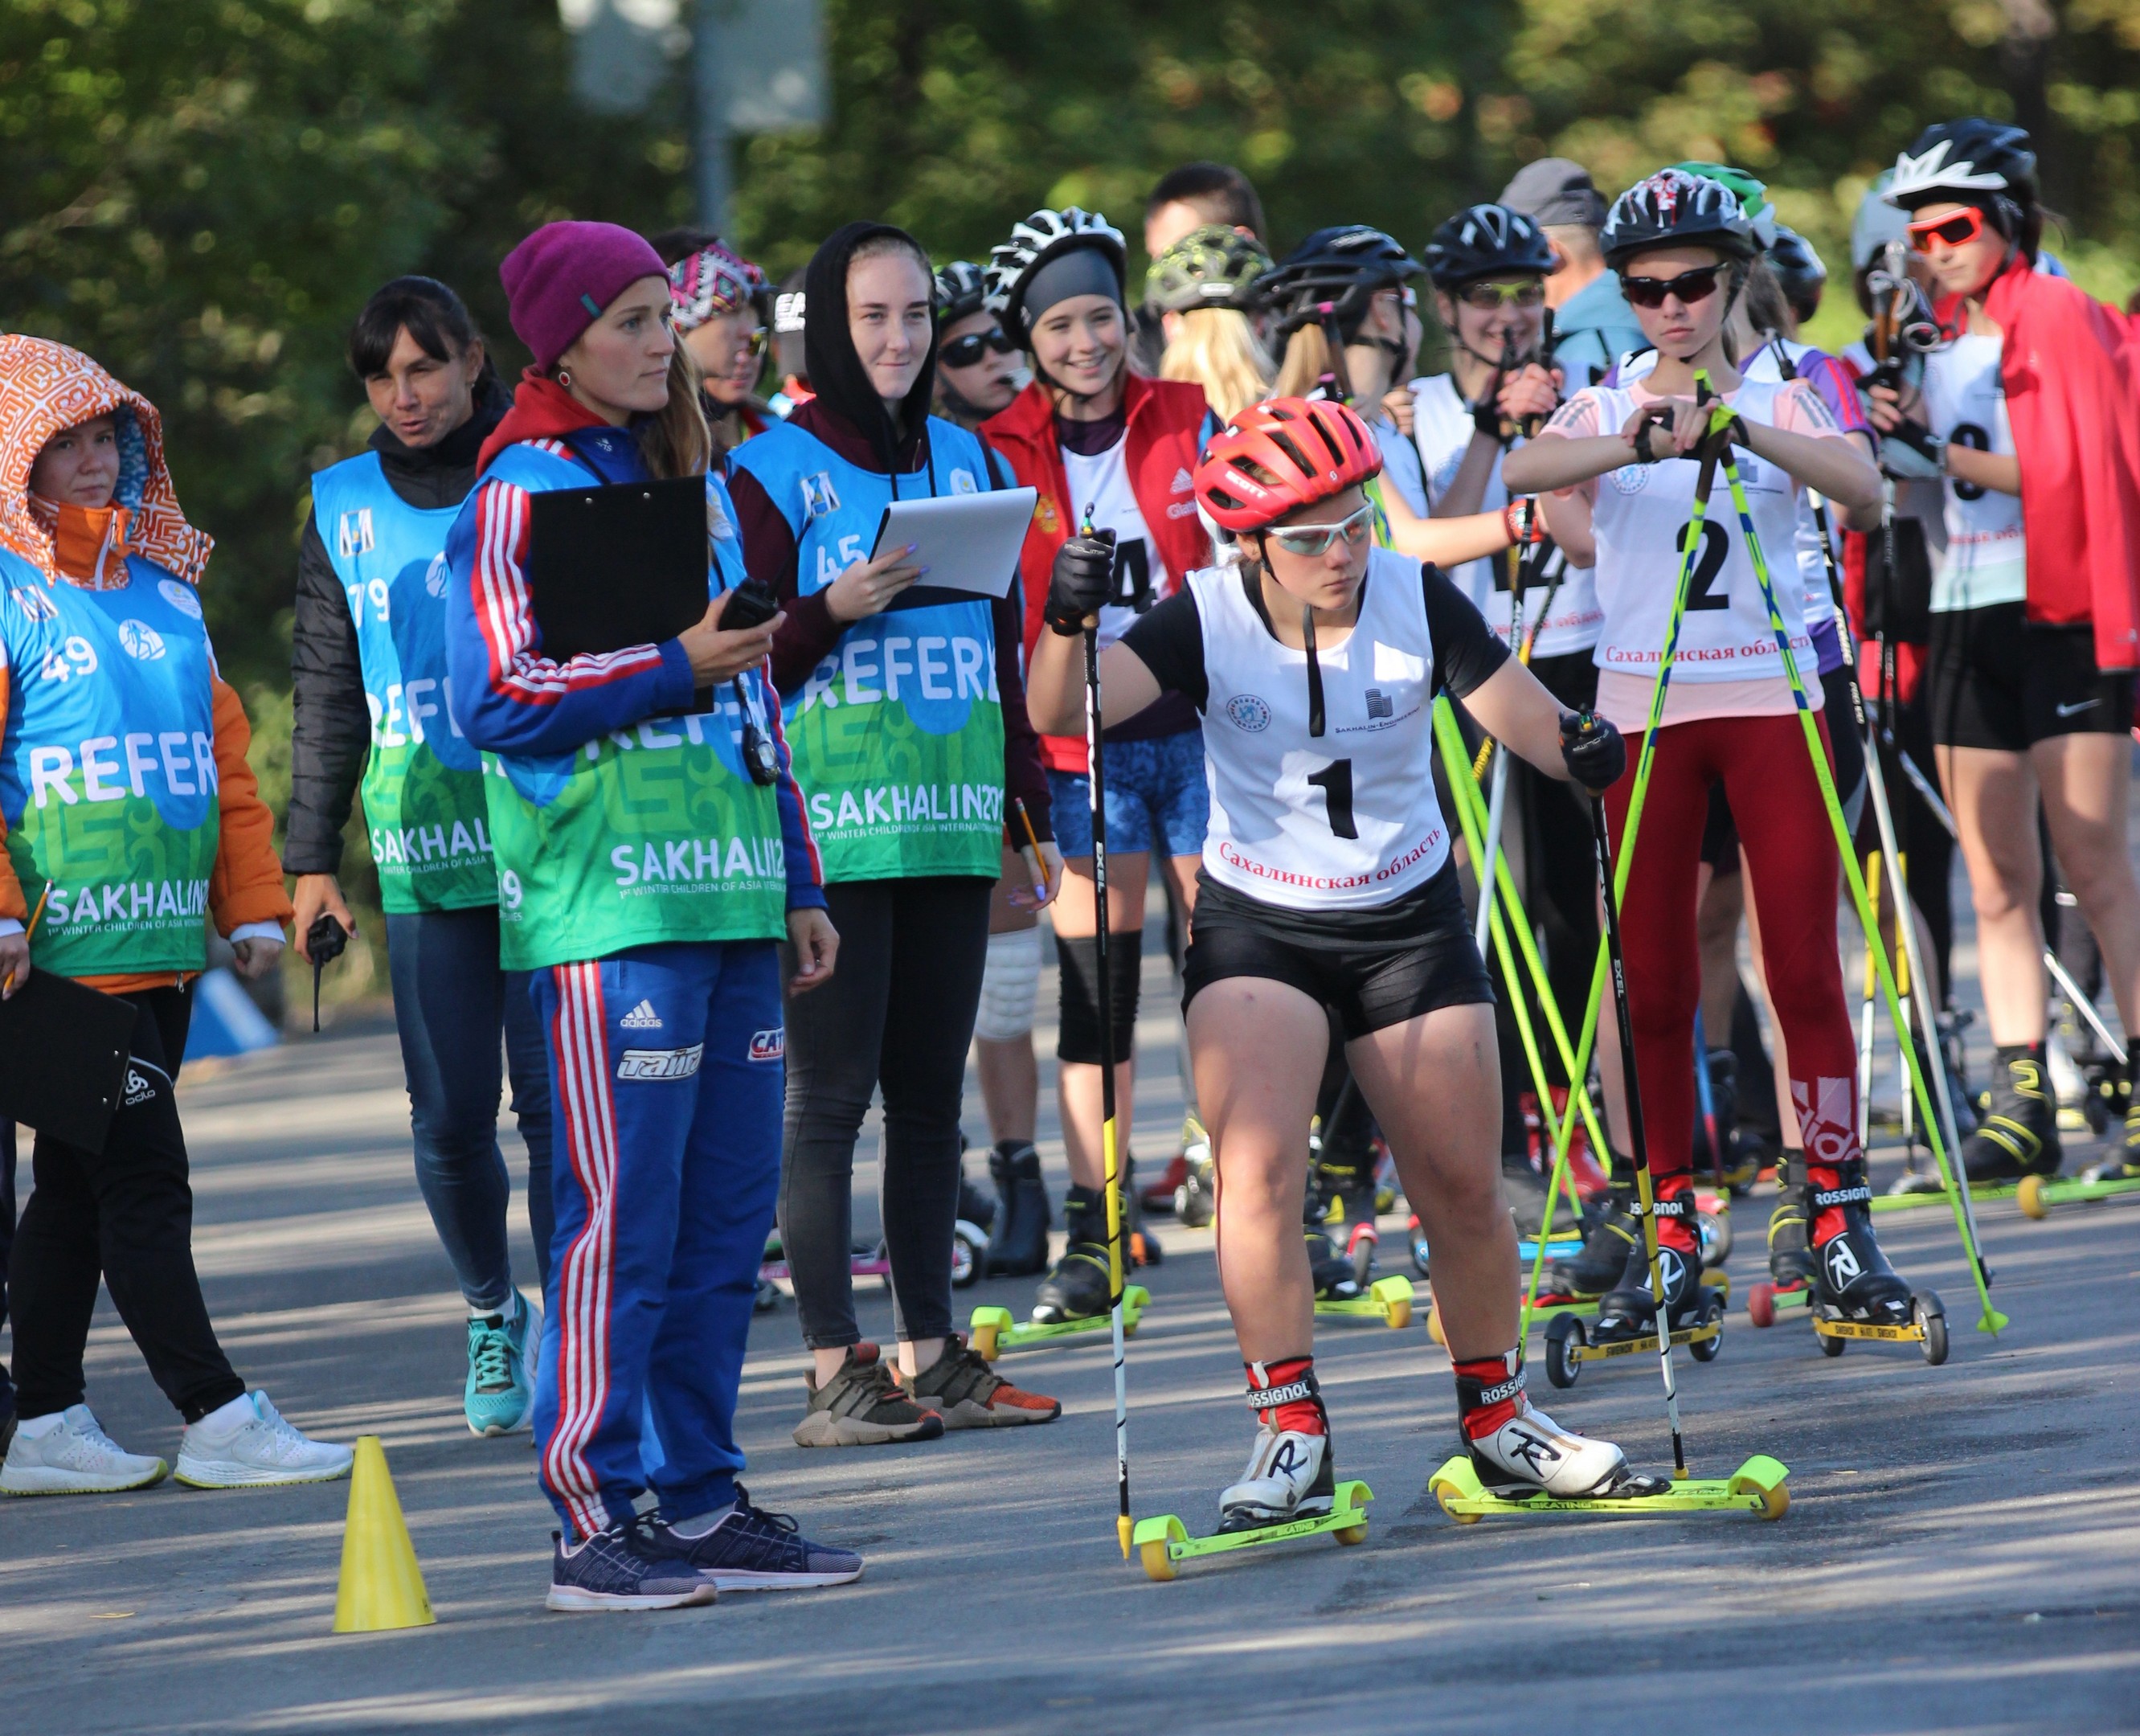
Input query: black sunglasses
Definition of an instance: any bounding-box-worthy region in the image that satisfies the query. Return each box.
[940,327,1018,368]
[1620,264,1726,310]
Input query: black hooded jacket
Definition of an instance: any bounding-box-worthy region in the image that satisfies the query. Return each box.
[726,223,1052,838]
[283,379,510,878]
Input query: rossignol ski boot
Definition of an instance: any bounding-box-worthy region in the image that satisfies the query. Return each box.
[1808,1157,1913,1327]
[1221,1361,1335,1531]
[1592,1189,1703,1340]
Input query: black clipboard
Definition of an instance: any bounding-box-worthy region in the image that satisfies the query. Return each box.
[526,476,712,708]
[0,969,138,1151]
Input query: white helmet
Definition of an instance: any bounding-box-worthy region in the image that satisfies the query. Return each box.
[984,207,1127,341]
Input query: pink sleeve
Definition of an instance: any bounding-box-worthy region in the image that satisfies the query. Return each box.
[1539,391,1605,501]
[1772,379,1851,441]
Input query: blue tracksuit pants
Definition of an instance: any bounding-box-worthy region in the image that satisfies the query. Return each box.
[530,940,784,1537]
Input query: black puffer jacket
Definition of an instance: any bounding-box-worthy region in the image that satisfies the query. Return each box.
[282,383,509,877]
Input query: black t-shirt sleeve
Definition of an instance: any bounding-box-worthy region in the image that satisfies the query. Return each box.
[1422,562,1510,698]
[1118,585,1208,712]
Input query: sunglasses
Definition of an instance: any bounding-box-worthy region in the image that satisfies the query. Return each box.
[1619,264,1727,310]
[939,327,1019,368]
[1455,280,1548,311]
[1907,207,1989,252]
[1269,502,1375,558]
[739,327,770,359]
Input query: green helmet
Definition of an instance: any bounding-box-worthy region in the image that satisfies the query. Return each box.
[1144,223,1275,314]
[1671,160,1778,247]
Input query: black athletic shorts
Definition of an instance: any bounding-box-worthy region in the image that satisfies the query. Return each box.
[1181,860,1495,1040]
[1929,602,2135,751]
[1699,666,1864,873]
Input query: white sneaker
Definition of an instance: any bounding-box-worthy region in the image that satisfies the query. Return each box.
[174,1392,354,1489]
[1469,1396,1630,1497]
[0,1404,168,1496]
[1219,1422,1333,1530]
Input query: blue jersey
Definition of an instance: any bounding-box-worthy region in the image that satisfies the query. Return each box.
[310,452,496,912]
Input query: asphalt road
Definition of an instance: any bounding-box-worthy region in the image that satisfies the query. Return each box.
[4,918,2139,1735]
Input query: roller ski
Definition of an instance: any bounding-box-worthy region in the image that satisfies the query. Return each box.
[972,1184,1151,1358]
[1541,1220,1724,1390]
[1131,1363,1371,1581]
[1747,1157,1948,1364]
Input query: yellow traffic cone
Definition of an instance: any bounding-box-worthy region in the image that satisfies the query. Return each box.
[331,1435,435,1633]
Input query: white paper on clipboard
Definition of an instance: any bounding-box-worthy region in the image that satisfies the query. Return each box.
[867,487,1037,599]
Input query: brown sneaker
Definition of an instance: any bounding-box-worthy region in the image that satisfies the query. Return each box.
[792,1345,945,1448]
[901,1334,1062,1429]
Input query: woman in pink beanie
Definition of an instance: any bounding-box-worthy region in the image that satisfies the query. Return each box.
[445,219,859,1612]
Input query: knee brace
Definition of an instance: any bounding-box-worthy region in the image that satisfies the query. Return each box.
[1055,928,1142,1066]
[972,926,1042,1042]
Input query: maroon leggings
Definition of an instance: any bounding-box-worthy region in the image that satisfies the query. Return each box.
[1603,710,1863,1239]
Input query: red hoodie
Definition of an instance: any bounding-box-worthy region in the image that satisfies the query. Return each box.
[1964,263,2140,670]
[984,372,1213,773]
[477,371,610,474]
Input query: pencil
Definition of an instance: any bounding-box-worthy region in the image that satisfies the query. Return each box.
[1013,797,1049,903]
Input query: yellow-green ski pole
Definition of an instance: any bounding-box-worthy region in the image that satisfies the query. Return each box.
[1586,773,1689,1477]
[1431,698,1606,1340]
[1704,387,2003,1332]
[1081,604,1134,1558]
[1540,405,1724,1202]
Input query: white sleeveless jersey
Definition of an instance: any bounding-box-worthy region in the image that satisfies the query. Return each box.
[1917,334,2025,612]
[1409,373,1602,658]
[1062,435,1172,649]
[1581,376,1814,682]
[1192,545,1454,910]
[1615,342,1840,635]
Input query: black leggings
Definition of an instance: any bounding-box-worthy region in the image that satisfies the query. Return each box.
[9,985,246,1423]
[779,876,992,1349]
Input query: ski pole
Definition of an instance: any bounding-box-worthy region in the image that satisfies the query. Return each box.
[1586,779,1689,1478]
[1704,394,2002,1329]
[1081,609,1134,1560]
[1541,401,1721,1198]
[2044,947,2127,1058]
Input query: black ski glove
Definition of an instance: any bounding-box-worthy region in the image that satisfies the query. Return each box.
[1045,528,1116,637]
[1471,391,1507,441]
[1559,710,1626,792]
[1628,406,1676,464]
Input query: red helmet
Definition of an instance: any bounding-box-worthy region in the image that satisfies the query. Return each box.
[1193,396,1384,533]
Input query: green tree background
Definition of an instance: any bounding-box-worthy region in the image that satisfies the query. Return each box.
[7,0,2139,702]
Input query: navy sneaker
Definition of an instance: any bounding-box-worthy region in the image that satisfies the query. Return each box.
[657,1484,863,1591]
[546,1513,717,1612]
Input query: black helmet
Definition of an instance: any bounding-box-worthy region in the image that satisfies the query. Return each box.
[1254,226,1424,340]
[1144,224,1275,313]
[934,260,989,326]
[1766,226,1828,322]
[1601,169,1757,270]
[1424,203,1557,289]
[1885,120,2037,212]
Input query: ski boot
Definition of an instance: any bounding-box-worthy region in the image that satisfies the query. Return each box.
[1173,1117,1216,1228]
[1458,1353,1647,1498]
[985,1140,1050,1277]
[1591,1189,1704,1341]
[1304,1228,1364,1304]
[1499,1153,1554,1242]
[1961,1044,2061,1181]
[1705,1051,1760,1192]
[1766,1150,1815,1293]
[2082,1079,2140,1183]
[1221,1363,1335,1531]
[955,1157,996,1239]
[1536,1180,1635,1304]
[1809,1157,1913,1327]
[1031,1185,1113,1324]
[1311,1146,1381,1284]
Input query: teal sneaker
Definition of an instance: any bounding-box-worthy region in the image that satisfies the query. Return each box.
[464,1290,539,1437]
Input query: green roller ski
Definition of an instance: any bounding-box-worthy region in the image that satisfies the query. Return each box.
[1429,1454,1790,1523]
[1315,1275,1414,1329]
[968,1286,1149,1361]
[2016,1171,2140,1218]
[1744,1278,1949,1365]
[1425,1269,1729,1348]
[1132,1480,1373,1581]
[1870,1180,2018,1216]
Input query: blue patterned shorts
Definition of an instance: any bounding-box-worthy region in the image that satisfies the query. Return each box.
[1046,728,1209,859]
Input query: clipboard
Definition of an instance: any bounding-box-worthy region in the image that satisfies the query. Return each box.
[526,474,711,661]
[867,488,1037,600]
[0,969,139,1152]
